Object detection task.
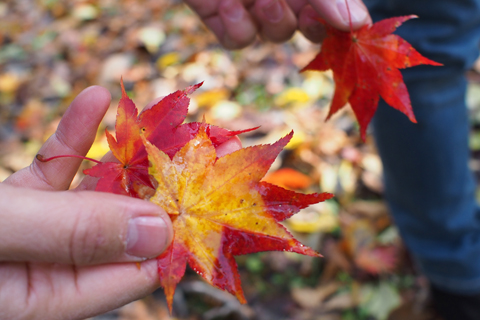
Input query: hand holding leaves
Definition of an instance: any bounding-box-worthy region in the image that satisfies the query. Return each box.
[0,86,174,320]
[36,82,333,311]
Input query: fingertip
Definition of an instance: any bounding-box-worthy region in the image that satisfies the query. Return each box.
[308,0,371,32]
[217,0,257,49]
[83,84,111,96]
[253,0,297,43]
[298,5,327,43]
[67,191,173,265]
[66,85,111,127]
[335,0,370,30]
[257,0,286,23]
[125,215,173,259]
[76,85,112,110]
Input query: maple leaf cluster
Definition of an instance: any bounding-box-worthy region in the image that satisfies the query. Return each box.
[80,81,333,311]
[35,10,442,312]
[302,15,442,140]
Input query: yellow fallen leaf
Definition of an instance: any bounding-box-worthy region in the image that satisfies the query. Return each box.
[194,89,230,108]
[156,52,181,70]
[275,87,310,108]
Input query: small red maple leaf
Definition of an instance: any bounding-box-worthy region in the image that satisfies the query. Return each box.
[302,15,442,140]
[84,81,255,197]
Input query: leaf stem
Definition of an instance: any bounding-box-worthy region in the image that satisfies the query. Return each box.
[345,0,353,34]
[36,154,102,164]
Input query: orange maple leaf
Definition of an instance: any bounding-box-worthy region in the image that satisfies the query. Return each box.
[302,15,442,140]
[143,127,333,311]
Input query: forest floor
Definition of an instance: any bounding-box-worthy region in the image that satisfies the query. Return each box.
[3,1,480,319]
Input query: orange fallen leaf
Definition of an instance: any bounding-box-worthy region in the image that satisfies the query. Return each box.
[263,167,312,190]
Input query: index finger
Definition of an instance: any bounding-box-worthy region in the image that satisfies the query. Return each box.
[185,0,258,49]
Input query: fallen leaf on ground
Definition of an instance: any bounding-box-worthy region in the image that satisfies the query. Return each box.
[263,167,312,190]
[291,282,340,309]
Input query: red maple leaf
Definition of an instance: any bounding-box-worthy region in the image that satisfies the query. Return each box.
[302,15,442,140]
[84,81,255,197]
[144,127,334,310]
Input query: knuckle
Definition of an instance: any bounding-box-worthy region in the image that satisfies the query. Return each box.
[68,194,112,265]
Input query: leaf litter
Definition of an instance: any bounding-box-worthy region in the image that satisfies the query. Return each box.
[0,1,458,319]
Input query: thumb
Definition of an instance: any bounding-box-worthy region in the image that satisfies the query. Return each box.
[0,184,173,265]
[308,0,371,31]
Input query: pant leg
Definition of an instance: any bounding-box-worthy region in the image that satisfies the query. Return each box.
[365,0,480,293]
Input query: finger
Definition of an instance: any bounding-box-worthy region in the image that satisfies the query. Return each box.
[308,0,371,31]
[4,86,111,191]
[0,184,173,265]
[285,0,308,14]
[298,5,327,43]
[0,260,161,320]
[251,0,297,43]
[183,0,221,18]
[208,0,258,49]
[185,0,257,49]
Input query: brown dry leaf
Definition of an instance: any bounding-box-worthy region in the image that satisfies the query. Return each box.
[322,239,353,279]
[342,219,398,274]
[337,159,357,199]
[361,153,384,193]
[346,201,388,219]
[319,162,338,194]
[345,201,391,231]
[291,282,341,309]
[343,219,376,254]
[322,292,356,312]
[362,170,384,193]
[287,202,338,234]
[317,123,348,156]
[356,246,397,274]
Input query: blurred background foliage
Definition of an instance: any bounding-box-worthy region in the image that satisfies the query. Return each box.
[6,0,480,319]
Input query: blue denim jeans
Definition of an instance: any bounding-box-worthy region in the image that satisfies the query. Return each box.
[364,0,480,293]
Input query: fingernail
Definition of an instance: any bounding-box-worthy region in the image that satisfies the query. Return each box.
[126,216,170,258]
[220,0,244,22]
[336,0,368,26]
[262,0,284,23]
